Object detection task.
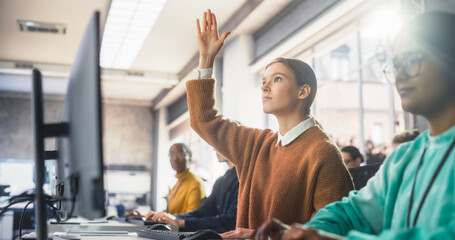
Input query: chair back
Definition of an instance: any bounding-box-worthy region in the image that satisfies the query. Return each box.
[349,163,382,190]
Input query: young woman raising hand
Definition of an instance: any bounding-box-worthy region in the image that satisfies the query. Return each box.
[187,10,353,239]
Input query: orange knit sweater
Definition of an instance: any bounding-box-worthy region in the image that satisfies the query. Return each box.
[186,79,354,229]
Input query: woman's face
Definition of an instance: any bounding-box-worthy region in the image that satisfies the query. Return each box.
[342,152,360,168]
[169,145,187,173]
[393,38,454,117]
[261,62,302,116]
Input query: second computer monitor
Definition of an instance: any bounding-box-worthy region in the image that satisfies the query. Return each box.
[55,11,105,220]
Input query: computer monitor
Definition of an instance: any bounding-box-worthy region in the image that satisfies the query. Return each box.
[31,11,105,240]
[348,163,382,190]
[55,10,105,220]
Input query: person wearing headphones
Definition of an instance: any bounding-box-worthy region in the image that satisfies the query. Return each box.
[148,143,206,218]
[126,143,205,219]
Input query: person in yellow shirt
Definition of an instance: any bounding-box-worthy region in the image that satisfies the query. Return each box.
[148,143,205,218]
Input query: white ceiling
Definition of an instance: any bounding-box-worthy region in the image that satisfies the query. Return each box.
[0,0,292,105]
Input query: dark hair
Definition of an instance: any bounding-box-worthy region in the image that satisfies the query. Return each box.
[397,11,455,70]
[341,145,363,161]
[171,143,192,160]
[266,58,317,115]
[392,129,420,145]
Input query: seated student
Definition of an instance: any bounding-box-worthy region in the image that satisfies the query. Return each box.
[392,129,420,149]
[341,146,363,168]
[254,11,455,240]
[365,140,387,165]
[185,9,354,238]
[146,151,239,233]
[143,143,205,217]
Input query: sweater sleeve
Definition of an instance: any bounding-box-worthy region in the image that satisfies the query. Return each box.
[306,143,455,240]
[180,187,238,233]
[177,174,239,233]
[346,223,455,240]
[181,196,237,233]
[311,142,354,218]
[186,79,270,172]
[304,149,393,236]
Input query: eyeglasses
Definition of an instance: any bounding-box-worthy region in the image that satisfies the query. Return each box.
[169,152,186,158]
[383,52,426,83]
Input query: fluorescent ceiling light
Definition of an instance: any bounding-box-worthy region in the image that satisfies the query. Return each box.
[363,9,402,41]
[100,0,167,69]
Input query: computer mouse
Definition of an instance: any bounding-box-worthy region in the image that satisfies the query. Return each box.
[106,215,118,220]
[148,223,172,231]
[144,220,160,226]
[183,229,222,240]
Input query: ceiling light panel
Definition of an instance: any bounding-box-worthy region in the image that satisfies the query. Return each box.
[100,0,167,69]
[17,20,66,34]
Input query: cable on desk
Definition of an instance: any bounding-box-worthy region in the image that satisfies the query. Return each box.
[19,200,33,240]
[0,198,33,217]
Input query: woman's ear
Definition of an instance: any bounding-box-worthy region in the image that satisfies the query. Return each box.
[356,157,362,165]
[298,84,311,100]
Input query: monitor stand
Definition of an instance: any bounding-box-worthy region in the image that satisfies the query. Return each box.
[31,69,69,240]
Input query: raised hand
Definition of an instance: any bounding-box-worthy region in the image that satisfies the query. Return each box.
[196,9,230,69]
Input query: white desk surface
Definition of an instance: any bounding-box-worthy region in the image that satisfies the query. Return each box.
[53,233,247,240]
[25,220,250,239]
[53,232,145,239]
[48,220,145,233]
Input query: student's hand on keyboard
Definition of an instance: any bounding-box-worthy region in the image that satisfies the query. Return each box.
[144,210,157,220]
[220,228,254,239]
[125,209,143,217]
[150,212,184,227]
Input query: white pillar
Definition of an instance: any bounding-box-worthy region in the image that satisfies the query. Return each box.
[154,108,175,212]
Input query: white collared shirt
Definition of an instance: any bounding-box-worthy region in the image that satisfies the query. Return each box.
[194,68,213,79]
[196,68,315,147]
[276,117,316,147]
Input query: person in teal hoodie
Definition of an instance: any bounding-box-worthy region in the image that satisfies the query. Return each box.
[253,11,455,240]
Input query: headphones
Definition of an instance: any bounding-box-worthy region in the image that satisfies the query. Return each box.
[173,143,192,162]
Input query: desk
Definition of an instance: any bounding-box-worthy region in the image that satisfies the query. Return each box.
[48,220,144,233]
[24,232,146,240]
[52,232,142,239]
[53,233,246,240]
[24,220,250,240]
[22,221,148,239]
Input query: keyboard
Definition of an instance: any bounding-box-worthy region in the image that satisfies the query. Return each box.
[136,229,194,240]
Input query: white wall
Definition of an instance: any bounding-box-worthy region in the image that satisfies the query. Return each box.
[222,34,264,129]
[154,108,174,212]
